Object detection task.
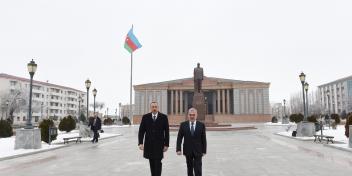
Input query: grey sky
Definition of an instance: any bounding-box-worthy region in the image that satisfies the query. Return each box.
[1,0,352,112]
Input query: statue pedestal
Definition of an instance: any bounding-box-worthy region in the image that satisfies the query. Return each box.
[79,123,92,138]
[296,122,315,137]
[15,128,42,150]
[192,92,206,122]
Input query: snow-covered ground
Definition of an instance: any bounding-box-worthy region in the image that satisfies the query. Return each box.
[0,127,122,160]
[275,124,352,152]
[264,122,295,126]
[53,130,121,144]
[101,125,133,129]
[0,137,65,160]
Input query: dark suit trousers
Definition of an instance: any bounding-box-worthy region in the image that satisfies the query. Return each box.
[149,159,162,176]
[186,154,202,176]
[93,130,99,142]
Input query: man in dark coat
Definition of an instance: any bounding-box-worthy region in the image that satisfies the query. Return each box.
[88,113,101,143]
[138,102,170,176]
[177,108,207,176]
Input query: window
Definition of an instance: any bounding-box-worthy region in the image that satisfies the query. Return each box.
[10,81,17,86]
[23,116,26,121]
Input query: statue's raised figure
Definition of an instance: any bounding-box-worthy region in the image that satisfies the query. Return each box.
[193,63,204,93]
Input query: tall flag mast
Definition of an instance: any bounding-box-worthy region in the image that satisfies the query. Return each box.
[124,25,142,124]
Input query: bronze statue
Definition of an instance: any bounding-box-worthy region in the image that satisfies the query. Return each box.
[193,63,204,93]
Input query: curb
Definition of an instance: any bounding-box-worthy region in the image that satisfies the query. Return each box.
[0,145,69,161]
[324,144,352,153]
[275,133,314,141]
[0,134,122,161]
[52,134,122,145]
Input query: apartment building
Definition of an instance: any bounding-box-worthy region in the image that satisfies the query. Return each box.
[0,73,86,126]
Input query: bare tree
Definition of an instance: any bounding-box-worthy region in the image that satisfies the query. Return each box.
[90,101,105,112]
[0,88,40,124]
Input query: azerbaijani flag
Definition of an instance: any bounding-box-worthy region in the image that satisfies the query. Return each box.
[124,27,142,53]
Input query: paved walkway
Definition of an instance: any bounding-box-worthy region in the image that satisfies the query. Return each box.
[1,124,352,176]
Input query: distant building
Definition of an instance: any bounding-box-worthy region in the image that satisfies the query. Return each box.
[0,73,86,126]
[133,76,271,124]
[120,104,134,119]
[318,75,352,114]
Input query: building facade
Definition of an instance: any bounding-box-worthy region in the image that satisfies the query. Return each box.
[0,73,86,126]
[318,75,352,114]
[133,77,271,124]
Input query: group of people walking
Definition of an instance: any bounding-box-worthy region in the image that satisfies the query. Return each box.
[138,102,207,176]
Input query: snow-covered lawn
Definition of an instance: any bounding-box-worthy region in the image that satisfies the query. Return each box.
[53,131,121,144]
[276,125,348,143]
[264,122,295,126]
[0,137,65,160]
[275,124,352,152]
[0,129,122,160]
[101,125,133,129]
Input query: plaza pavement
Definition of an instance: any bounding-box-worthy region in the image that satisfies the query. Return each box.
[1,124,352,176]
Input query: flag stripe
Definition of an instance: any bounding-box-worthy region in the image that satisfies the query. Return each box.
[127,29,142,48]
[125,36,138,51]
[124,43,133,53]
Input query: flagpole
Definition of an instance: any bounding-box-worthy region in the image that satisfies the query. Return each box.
[129,50,133,125]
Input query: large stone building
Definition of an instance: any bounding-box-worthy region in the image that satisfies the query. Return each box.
[318,75,352,114]
[0,73,86,126]
[133,76,271,124]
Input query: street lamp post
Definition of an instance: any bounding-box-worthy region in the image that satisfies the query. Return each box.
[299,72,307,122]
[327,91,331,129]
[283,99,286,117]
[78,95,82,121]
[41,102,43,120]
[85,79,91,122]
[119,102,122,121]
[304,82,309,117]
[92,88,97,114]
[25,59,37,129]
[5,100,9,120]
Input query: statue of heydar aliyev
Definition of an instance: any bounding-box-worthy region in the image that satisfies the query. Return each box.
[193,63,204,93]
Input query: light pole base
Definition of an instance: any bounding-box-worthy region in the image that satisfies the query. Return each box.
[296,122,315,137]
[14,128,41,150]
[282,116,289,124]
[349,125,352,148]
[79,123,92,138]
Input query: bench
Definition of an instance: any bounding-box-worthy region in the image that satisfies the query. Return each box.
[313,135,334,144]
[63,137,82,144]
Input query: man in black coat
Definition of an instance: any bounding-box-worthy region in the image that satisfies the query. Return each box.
[88,113,101,143]
[176,108,207,176]
[138,102,170,176]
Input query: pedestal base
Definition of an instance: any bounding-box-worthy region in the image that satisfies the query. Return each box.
[296,122,315,137]
[192,92,206,122]
[79,123,92,138]
[15,128,42,150]
[282,117,289,124]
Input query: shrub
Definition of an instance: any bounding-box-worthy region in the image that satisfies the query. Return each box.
[345,114,352,138]
[340,110,347,120]
[122,116,131,125]
[289,113,304,123]
[307,115,318,123]
[79,113,86,123]
[0,119,13,137]
[39,119,57,143]
[271,116,278,123]
[331,114,341,124]
[104,118,113,125]
[59,115,76,132]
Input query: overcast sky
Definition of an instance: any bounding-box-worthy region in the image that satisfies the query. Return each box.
[1,0,352,113]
